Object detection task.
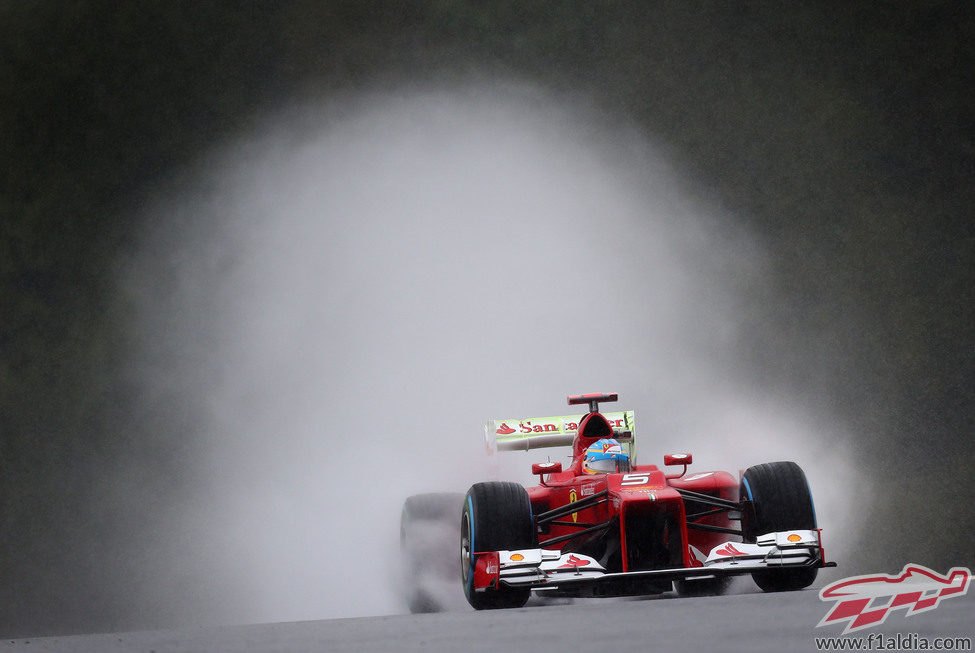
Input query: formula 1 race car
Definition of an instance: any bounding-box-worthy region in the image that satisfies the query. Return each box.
[398,393,835,612]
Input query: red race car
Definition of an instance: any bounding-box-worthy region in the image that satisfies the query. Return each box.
[458,392,835,609]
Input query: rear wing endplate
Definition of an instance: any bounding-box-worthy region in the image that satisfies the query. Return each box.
[485,411,635,455]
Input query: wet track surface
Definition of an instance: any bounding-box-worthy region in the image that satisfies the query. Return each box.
[7,588,973,653]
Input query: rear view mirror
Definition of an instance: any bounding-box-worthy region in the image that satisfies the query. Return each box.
[664,453,693,466]
[532,462,562,475]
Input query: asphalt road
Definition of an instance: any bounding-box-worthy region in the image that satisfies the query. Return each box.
[6,587,972,652]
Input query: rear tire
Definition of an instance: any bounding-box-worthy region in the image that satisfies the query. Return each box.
[740,461,818,592]
[461,482,535,610]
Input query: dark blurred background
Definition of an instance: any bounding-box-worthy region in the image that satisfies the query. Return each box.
[1,1,971,637]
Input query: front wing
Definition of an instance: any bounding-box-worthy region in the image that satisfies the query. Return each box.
[471,529,834,596]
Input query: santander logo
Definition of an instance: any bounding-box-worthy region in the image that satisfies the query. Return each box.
[818,564,971,634]
[714,543,747,557]
[558,555,591,569]
[495,417,627,436]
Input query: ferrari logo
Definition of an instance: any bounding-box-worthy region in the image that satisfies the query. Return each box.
[568,489,578,522]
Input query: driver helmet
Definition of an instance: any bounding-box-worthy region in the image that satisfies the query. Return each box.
[583,438,630,474]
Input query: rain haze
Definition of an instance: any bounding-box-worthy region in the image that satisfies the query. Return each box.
[4,2,971,641]
[120,86,860,625]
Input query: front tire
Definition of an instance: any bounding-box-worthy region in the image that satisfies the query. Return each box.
[741,461,818,592]
[461,482,535,610]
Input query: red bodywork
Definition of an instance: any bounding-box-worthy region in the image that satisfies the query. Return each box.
[525,409,739,577]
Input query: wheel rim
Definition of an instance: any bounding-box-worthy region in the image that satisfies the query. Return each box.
[461,508,473,597]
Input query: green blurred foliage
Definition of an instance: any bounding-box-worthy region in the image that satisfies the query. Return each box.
[0,0,971,637]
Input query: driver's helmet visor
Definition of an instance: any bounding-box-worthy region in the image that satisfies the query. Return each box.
[585,457,619,473]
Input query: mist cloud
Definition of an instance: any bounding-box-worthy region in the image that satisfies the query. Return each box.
[121,85,858,625]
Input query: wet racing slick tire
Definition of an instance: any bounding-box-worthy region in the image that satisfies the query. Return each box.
[461,481,535,610]
[400,492,465,613]
[740,461,819,592]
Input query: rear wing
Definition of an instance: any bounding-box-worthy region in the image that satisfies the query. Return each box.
[485,411,635,459]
